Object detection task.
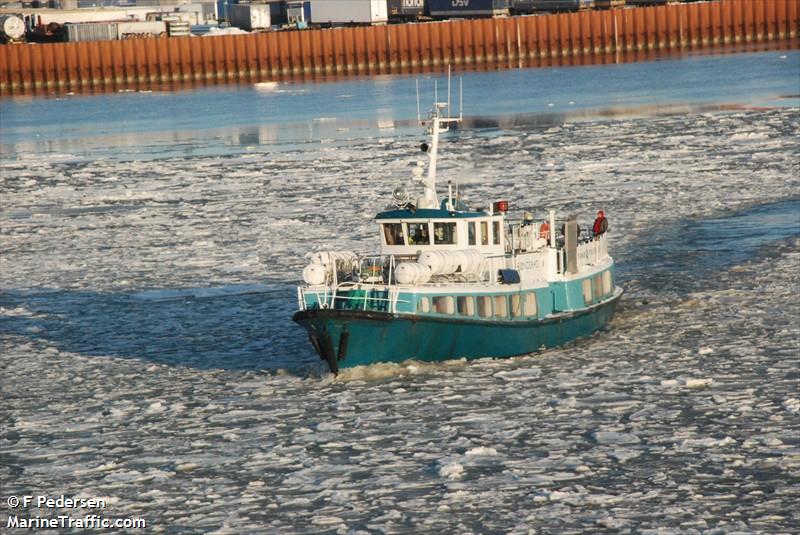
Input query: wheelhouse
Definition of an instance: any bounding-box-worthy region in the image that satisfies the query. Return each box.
[377,208,506,256]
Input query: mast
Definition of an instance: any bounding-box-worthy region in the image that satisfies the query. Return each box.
[418,80,460,209]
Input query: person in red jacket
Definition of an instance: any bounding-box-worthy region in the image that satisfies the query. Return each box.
[539,220,550,241]
[593,210,608,237]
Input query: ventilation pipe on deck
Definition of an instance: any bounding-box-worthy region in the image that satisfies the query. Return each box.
[565,216,579,274]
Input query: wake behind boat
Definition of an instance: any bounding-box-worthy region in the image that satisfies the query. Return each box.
[293,88,622,374]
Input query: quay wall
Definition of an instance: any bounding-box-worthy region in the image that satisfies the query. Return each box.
[1,0,797,95]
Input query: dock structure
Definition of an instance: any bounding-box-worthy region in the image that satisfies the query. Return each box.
[1,0,797,95]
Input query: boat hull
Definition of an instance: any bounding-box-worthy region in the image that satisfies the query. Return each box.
[293,288,623,373]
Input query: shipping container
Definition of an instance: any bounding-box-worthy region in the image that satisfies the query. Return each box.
[190,22,220,35]
[264,0,285,25]
[286,0,311,26]
[310,0,388,25]
[265,0,310,26]
[387,0,425,21]
[64,21,117,41]
[625,0,672,5]
[427,0,510,18]
[230,3,271,30]
[594,0,625,9]
[593,0,623,8]
[10,5,212,26]
[511,0,594,13]
[117,20,167,38]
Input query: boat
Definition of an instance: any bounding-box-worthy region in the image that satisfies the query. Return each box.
[293,91,622,374]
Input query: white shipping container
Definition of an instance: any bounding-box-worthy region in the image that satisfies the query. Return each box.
[64,22,118,42]
[230,4,270,31]
[310,0,387,25]
[116,20,167,38]
[13,5,211,26]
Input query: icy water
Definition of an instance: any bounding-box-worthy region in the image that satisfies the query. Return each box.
[2,50,800,533]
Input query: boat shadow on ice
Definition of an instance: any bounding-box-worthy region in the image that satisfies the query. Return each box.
[0,281,321,372]
[618,198,799,297]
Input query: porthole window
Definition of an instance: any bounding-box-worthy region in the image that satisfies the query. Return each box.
[602,270,612,296]
[582,279,592,305]
[433,296,454,314]
[457,296,475,316]
[494,295,508,318]
[478,296,492,318]
[510,294,523,318]
[524,293,537,317]
[418,296,430,313]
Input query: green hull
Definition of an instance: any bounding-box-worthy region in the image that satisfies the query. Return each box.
[293,288,622,373]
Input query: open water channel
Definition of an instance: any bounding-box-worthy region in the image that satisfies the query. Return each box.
[1,49,799,533]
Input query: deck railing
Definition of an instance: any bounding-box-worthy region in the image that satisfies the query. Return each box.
[577,234,609,271]
[298,236,610,312]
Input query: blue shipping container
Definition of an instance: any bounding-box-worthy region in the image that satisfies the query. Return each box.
[427,0,511,17]
[512,0,594,13]
[388,0,425,19]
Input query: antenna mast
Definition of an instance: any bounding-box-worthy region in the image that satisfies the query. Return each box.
[447,65,451,116]
[459,78,463,121]
[415,79,421,123]
[412,75,464,210]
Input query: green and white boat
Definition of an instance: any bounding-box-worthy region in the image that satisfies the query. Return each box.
[293,98,622,374]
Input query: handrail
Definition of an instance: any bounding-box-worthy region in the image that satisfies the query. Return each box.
[332,294,410,304]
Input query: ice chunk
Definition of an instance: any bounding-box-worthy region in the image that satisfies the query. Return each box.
[493,367,541,382]
[591,431,641,445]
[681,378,714,388]
[438,461,464,480]
[781,398,800,413]
[465,447,498,457]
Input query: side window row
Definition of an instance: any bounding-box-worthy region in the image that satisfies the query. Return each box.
[385,221,503,247]
[582,271,614,305]
[467,221,498,246]
[419,293,538,318]
[384,222,458,246]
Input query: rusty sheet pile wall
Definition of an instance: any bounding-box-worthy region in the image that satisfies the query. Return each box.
[1,0,797,95]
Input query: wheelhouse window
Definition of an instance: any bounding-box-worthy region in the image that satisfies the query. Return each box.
[407,223,430,245]
[468,222,476,245]
[433,222,457,245]
[480,221,489,245]
[383,223,405,246]
[493,221,501,245]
